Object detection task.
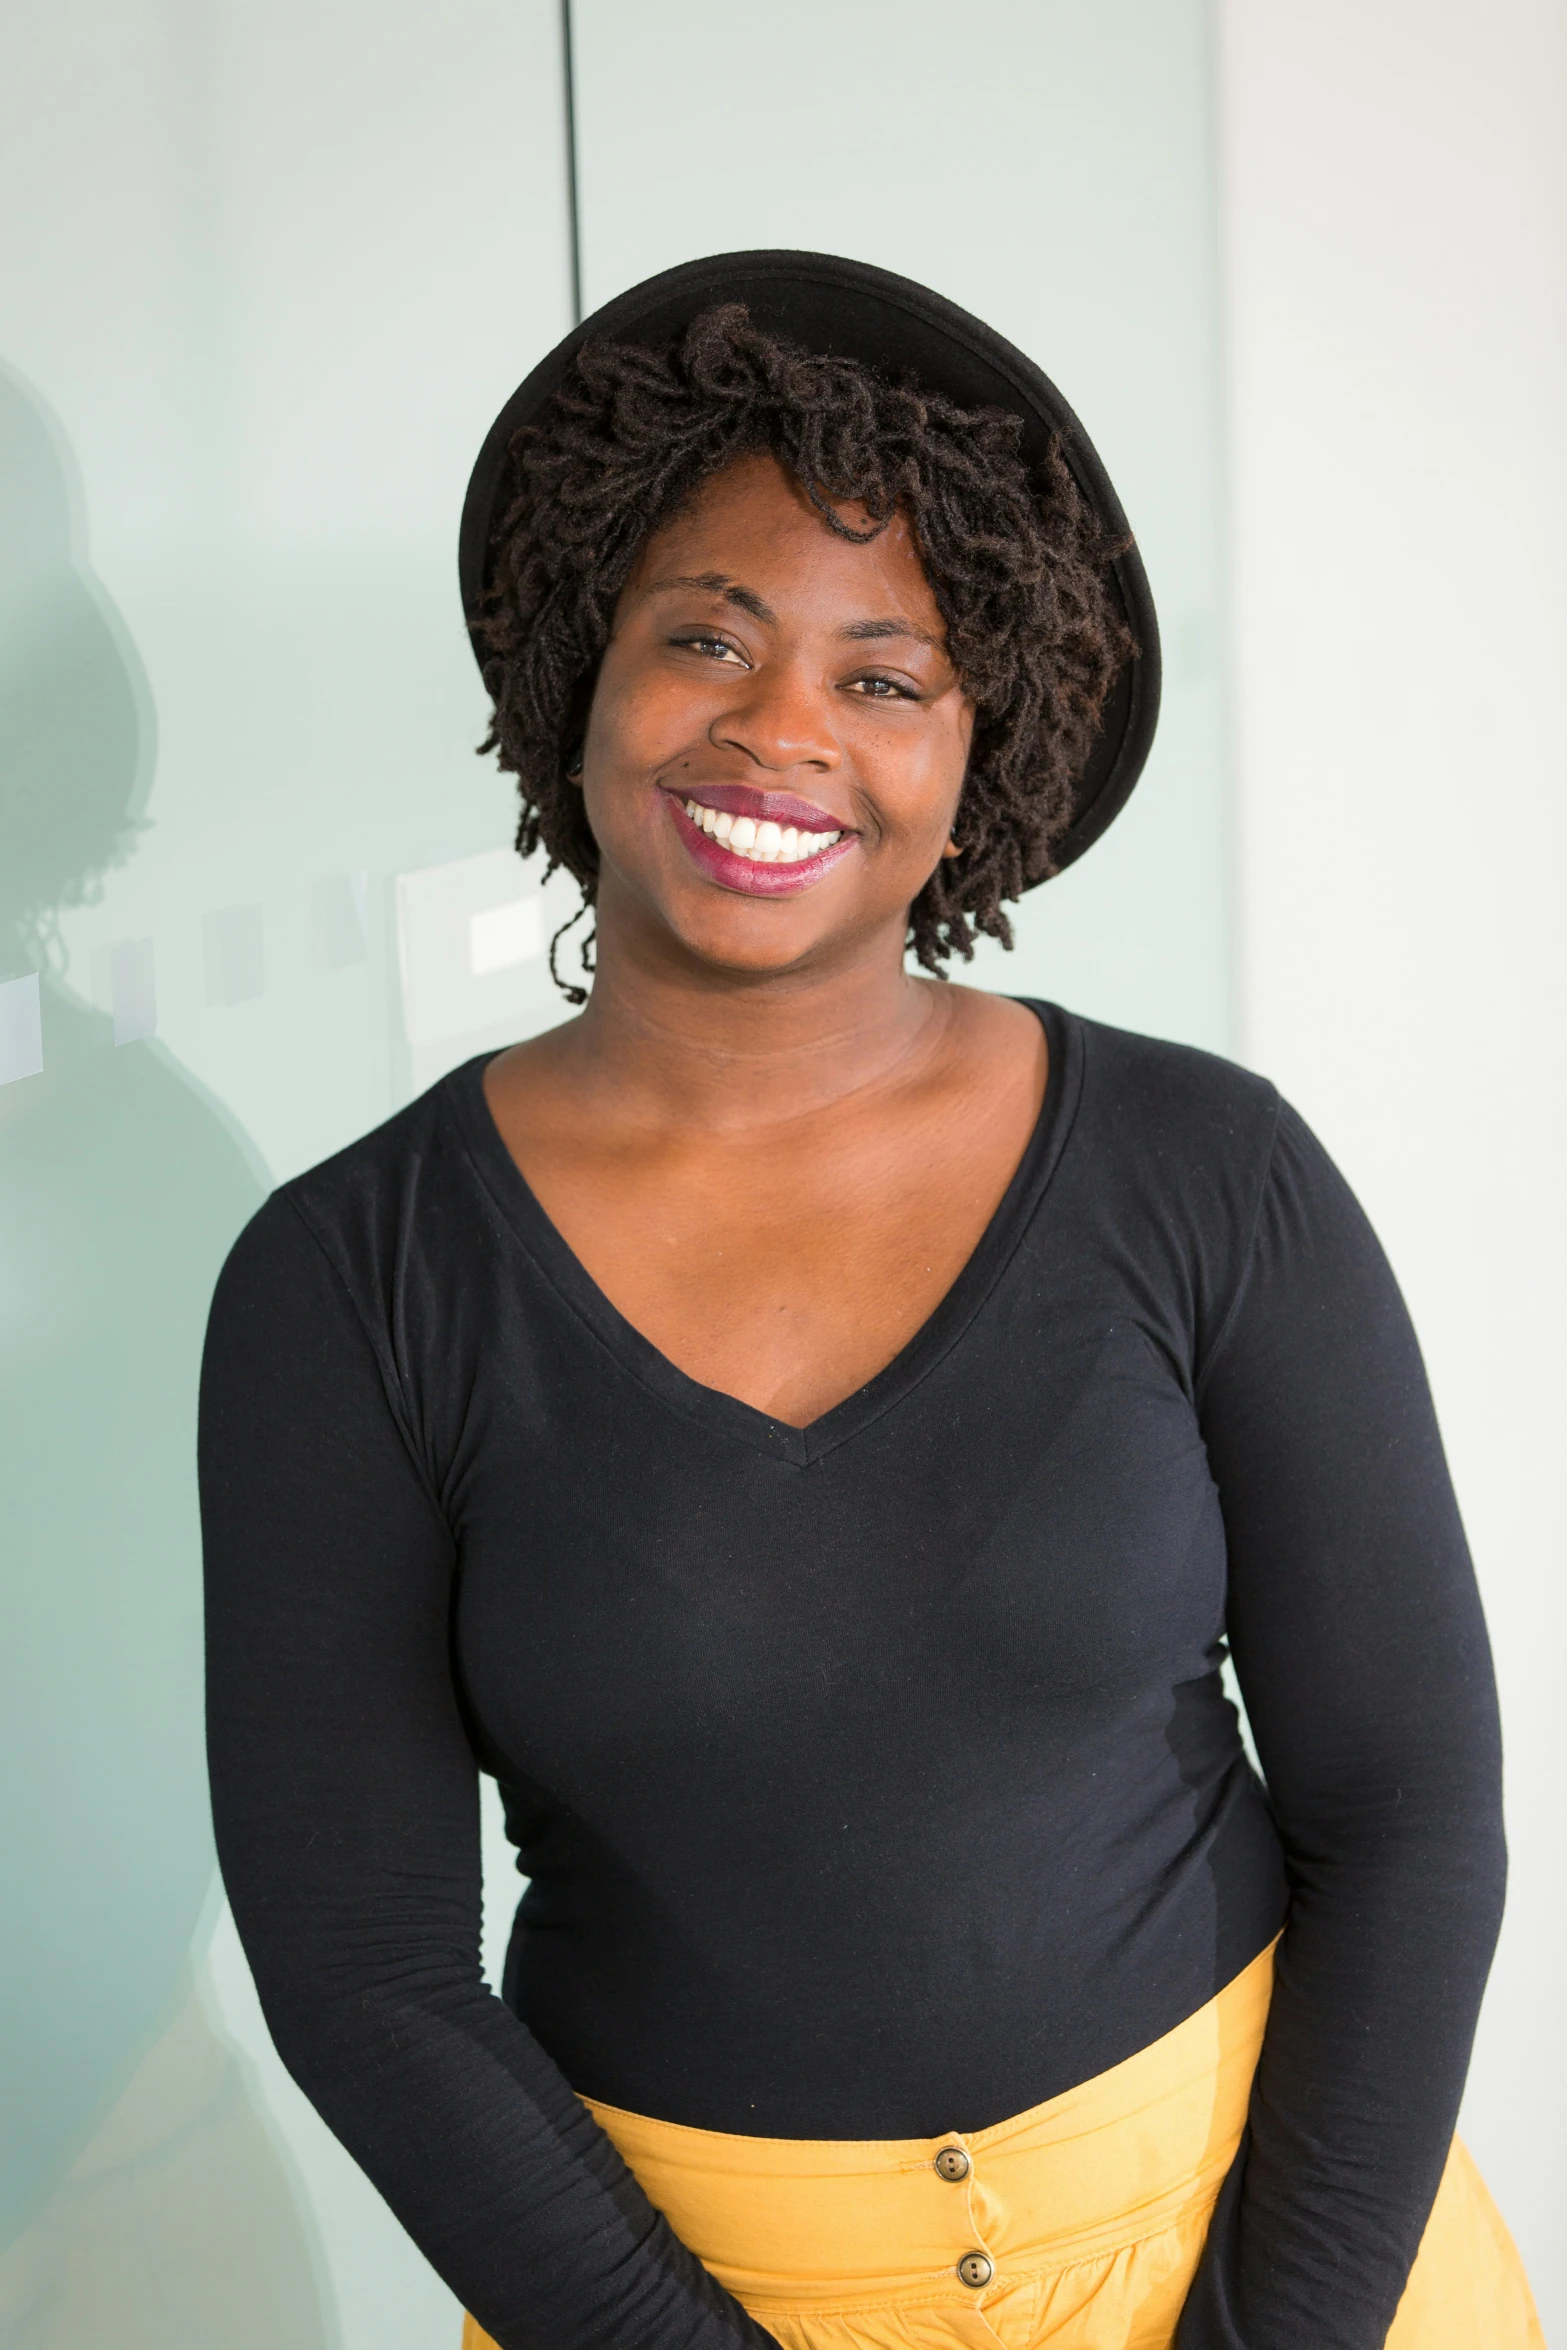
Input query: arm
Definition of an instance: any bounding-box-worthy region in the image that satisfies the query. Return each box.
[1178,1103,1505,2349]
[200,1196,777,2350]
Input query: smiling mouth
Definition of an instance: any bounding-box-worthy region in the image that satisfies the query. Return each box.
[661,784,858,896]
[677,795,844,866]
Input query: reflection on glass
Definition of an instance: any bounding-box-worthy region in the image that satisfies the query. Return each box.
[311,874,370,974]
[0,363,334,2348]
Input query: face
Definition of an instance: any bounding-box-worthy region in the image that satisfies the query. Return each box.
[577,451,974,981]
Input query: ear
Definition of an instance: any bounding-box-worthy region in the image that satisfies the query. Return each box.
[941,836,962,859]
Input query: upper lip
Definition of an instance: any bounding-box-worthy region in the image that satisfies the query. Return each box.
[660,780,851,833]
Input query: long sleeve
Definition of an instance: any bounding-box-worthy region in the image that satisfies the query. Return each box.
[1178,1102,1506,2347]
[199,1195,777,2350]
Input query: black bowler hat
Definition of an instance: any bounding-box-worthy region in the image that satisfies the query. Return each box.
[460,250,1160,876]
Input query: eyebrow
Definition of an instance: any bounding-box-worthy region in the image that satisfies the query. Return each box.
[838,616,941,648]
[645,574,940,649]
[645,573,776,623]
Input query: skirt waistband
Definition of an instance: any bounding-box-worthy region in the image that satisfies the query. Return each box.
[581,1941,1275,2316]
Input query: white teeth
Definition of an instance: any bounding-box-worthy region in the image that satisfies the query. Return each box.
[682,798,843,864]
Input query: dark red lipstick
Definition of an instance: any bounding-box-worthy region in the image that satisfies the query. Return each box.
[664,779,847,832]
[661,787,858,897]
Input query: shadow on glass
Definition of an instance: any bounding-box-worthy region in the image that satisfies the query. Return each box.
[0,361,337,2349]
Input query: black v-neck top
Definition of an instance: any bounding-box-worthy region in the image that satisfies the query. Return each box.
[200,1003,1504,2350]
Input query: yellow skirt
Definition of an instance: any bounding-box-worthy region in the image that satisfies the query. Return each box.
[463,1945,1540,2349]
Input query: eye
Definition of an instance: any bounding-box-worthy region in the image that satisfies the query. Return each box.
[670,630,748,666]
[846,671,919,701]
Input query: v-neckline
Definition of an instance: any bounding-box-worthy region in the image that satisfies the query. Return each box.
[448,998,1082,1469]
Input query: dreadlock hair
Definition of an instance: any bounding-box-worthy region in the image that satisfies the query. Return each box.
[475,304,1131,1001]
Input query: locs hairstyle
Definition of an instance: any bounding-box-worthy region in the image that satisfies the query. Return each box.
[475,303,1131,996]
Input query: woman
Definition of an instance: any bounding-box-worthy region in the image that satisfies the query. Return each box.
[200,253,1541,2350]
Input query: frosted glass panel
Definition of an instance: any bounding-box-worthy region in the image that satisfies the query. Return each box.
[573,0,1231,1050]
[0,5,570,2343]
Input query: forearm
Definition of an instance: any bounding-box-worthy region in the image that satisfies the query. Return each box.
[243,1933,775,2350]
[1178,1778,1505,2348]
[1187,1098,1507,2345]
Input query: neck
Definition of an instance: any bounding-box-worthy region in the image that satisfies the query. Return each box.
[551,885,950,1137]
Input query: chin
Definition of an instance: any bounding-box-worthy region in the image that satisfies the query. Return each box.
[667,910,832,981]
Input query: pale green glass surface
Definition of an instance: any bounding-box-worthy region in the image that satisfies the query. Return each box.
[1,6,570,2343]
[1,5,1227,2343]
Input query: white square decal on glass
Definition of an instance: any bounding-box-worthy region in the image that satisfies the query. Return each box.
[109,938,157,1043]
[204,905,265,1007]
[311,872,370,970]
[395,849,550,1091]
[468,897,542,977]
[0,972,43,1086]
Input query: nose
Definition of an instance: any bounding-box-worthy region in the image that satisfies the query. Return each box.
[710,659,839,774]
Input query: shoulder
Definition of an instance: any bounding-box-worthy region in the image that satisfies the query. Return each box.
[1045,1005,1282,1181]
[215,1059,495,1329]
[1021,1007,1295,1373]
[1056,1016,1359,1235]
[1037,1007,1289,1314]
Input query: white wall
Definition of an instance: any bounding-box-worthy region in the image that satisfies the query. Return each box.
[1219,1,1567,2326]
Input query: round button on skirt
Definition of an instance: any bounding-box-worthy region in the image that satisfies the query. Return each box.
[463,1941,1541,2350]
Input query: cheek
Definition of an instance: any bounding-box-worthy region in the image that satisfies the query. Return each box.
[940,710,977,840]
[588,646,710,771]
[578,674,687,848]
[878,712,971,848]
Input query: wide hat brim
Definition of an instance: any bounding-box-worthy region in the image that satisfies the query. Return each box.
[460,249,1160,877]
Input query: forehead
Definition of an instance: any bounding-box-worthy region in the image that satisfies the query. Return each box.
[628,451,942,624]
